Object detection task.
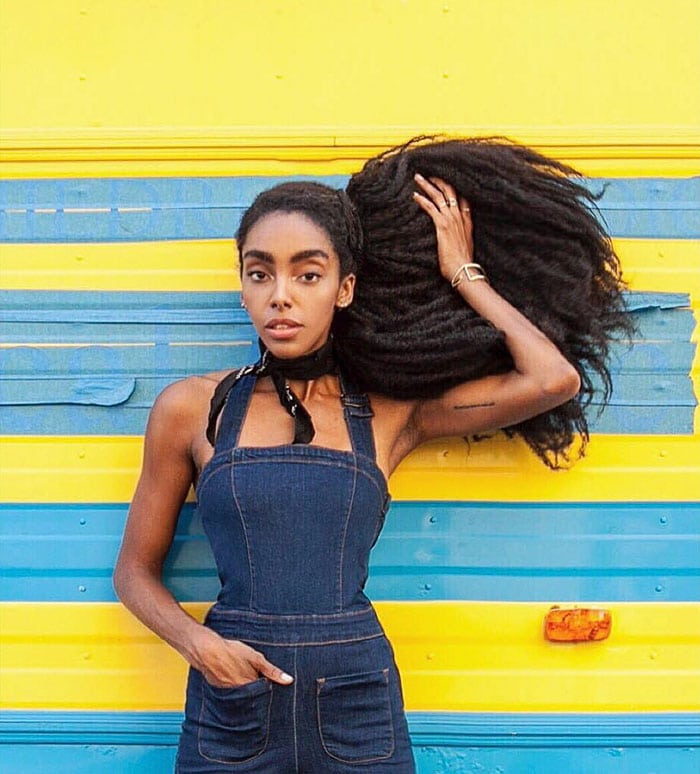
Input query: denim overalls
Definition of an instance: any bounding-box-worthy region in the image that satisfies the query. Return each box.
[175,371,416,772]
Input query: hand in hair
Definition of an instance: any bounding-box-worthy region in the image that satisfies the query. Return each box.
[412,173,474,282]
[408,175,582,451]
[337,136,635,468]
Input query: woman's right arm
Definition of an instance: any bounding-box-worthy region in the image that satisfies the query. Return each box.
[113,379,293,687]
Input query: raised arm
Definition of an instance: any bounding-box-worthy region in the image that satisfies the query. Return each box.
[410,174,581,444]
[113,378,293,688]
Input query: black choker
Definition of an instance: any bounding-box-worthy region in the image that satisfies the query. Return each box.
[257,339,337,443]
[206,339,338,446]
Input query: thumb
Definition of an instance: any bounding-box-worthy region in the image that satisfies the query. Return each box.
[255,654,294,685]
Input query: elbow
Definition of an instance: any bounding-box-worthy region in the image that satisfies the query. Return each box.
[112,552,141,603]
[112,559,128,602]
[541,363,581,404]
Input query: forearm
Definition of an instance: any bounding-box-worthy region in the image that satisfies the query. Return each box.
[113,561,206,666]
[452,273,578,391]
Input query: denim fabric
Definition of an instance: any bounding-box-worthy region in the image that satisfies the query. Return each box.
[175,372,416,772]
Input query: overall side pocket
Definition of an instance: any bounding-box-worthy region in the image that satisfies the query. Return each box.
[197,676,273,764]
[316,667,395,763]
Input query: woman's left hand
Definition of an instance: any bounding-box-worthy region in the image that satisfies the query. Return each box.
[413,173,474,283]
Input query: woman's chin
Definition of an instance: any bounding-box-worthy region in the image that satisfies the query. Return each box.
[259,332,330,360]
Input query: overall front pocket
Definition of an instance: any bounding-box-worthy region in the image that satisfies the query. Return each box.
[316,667,395,763]
[198,676,273,764]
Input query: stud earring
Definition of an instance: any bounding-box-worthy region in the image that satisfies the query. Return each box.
[241,300,247,310]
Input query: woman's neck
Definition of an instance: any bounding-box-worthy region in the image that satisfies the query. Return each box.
[284,372,340,402]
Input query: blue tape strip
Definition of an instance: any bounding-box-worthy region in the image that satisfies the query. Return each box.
[2,502,698,603]
[1,176,698,241]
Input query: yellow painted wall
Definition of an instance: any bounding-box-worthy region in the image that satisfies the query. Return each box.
[2,601,699,712]
[1,0,699,730]
[1,0,698,177]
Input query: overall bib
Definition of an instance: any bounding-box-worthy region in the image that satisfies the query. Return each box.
[175,371,416,773]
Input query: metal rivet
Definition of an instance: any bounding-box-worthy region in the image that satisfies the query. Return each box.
[78,585,87,593]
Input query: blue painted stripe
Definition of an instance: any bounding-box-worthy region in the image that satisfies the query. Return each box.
[0,400,693,435]
[0,712,697,774]
[1,290,695,435]
[0,289,691,330]
[2,710,698,746]
[2,502,698,603]
[1,176,698,241]
[1,742,696,774]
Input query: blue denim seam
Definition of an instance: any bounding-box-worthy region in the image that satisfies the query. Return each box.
[292,646,299,772]
[215,633,385,647]
[199,456,386,502]
[208,606,380,620]
[337,462,358,611]
[229,463,255,610]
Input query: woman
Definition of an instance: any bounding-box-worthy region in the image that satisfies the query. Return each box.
[114,138,625,772]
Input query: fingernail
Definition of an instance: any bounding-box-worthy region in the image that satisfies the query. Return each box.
[414,173,424,180]
[281,672,294,683]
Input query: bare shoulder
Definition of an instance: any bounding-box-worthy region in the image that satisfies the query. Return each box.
[148,369,236,442]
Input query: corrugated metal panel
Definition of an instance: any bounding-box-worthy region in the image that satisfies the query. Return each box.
[1,237,698,293]
[1,0,699,178]
[2,502,698,603]
[0,288,694,435]
[1,713,697,773]
[1,1,699,771]
[1,176,699,241]
[2,434,699,503]
[2,601,699,712]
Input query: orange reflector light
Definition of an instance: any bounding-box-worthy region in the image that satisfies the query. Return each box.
[544,606,612,642]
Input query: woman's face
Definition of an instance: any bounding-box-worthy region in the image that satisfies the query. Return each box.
[240,211,355,359]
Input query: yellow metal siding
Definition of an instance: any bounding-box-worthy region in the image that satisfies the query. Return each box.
[2,601,699,712]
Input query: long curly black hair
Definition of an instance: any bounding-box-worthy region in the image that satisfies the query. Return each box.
[331,136,635,468]
[235,137,634,469]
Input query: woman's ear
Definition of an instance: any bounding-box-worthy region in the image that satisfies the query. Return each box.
[336,273,356,309]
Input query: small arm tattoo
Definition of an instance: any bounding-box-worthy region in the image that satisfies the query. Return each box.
[453,402,496,410]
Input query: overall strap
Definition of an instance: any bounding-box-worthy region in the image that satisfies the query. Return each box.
[339,370,377,461]
[206,368,257,450]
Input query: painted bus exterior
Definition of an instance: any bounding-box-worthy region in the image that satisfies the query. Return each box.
[1,2,698,771]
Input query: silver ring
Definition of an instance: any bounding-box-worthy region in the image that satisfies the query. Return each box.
[448,198,458,207]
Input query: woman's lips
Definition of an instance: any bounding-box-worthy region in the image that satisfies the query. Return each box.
[265,319,303,340]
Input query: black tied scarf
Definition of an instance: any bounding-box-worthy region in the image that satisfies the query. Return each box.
[206,338,338,446]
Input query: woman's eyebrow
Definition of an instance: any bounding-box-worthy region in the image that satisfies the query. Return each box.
[241,249,330,263]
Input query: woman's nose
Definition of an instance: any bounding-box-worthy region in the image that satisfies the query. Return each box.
[270,277,293,309]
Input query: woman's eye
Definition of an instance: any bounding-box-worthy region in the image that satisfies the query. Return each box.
[299,272,321,282]
[246,270,268,281]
